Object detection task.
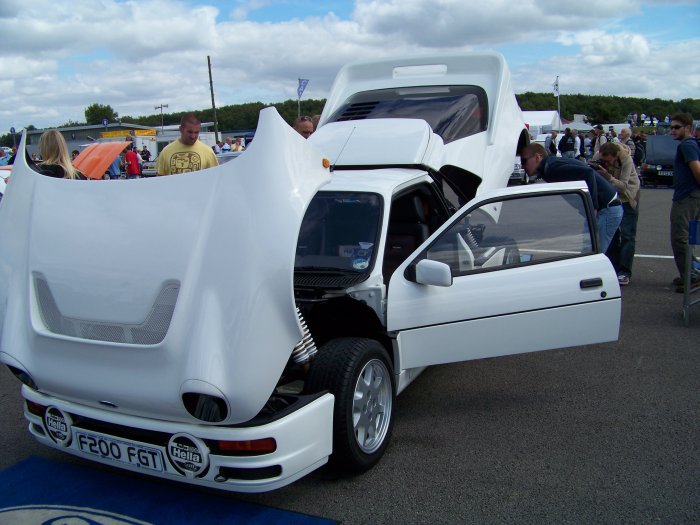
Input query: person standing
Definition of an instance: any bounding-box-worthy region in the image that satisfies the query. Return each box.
[544,130,558,157]
[618,128,635,158]
[595,142,641,285]
[232,137,245,152]
[107,154,122,180]
[37,130,85,179]
[521,143,623,253]
[668,113,700,293]
[156,113,219,176]
[140,145,152,162]
[558,128,577,159]
[592,124,608,156]
[124,143,141,179]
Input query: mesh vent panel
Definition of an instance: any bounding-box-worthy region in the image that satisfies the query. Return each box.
[34,274,179,345]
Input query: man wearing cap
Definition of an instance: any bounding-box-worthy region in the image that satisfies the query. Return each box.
[521,143,623,253]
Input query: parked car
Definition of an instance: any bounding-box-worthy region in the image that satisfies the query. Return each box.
[639,135,678,187]
[509,156,536,185]
[0,53,620,494]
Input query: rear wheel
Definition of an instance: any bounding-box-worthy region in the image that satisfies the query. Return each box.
[305,337,395,472]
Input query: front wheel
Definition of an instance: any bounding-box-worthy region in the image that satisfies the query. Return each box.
[305,338,395,472]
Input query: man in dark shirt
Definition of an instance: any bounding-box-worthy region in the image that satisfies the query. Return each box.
[669,113,700,292]
[558,128,577,158]
[521,143,623,253]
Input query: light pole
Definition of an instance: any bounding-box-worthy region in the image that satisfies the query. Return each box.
[155,104,168,134]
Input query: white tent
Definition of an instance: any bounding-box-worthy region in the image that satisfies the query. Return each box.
[522,110,562,137]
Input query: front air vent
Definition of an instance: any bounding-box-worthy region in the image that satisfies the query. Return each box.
[34,274,179,345]
[182,393,228,423]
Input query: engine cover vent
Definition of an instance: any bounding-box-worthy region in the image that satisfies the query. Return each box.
[34,274,179,345]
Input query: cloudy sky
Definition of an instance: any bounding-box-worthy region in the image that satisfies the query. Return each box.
[1,0,698,130]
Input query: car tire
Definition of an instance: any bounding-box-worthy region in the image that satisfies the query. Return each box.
[305,337,395,473]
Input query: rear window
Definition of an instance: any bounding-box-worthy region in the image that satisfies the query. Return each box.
[326,85,488,144]
[645,136,678,164]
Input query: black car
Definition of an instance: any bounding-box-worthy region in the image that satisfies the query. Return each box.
[640,135,678,187]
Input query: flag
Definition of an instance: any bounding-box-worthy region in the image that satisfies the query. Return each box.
[553,76,559,96]
[297,78,309,99]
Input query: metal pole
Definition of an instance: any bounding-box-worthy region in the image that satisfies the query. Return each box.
[556,76,561,128]
[155,104,168,134]
[208,56,219,143]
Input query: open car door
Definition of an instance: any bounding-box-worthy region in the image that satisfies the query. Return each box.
[387,182,621,369]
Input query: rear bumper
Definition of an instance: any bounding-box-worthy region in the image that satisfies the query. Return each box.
[22,386,334,493]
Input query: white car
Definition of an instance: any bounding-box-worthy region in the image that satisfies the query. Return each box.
[0,53,620,493]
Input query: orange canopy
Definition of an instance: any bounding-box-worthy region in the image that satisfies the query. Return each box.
[73,142,130,180]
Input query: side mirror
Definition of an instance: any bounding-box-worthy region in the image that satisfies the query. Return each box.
[413,259,453,287]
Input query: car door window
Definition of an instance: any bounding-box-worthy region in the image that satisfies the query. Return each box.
[416,191,594,276]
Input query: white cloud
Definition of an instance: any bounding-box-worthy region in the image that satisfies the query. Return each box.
[0,0,698,130]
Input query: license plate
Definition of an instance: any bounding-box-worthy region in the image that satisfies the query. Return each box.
[76,430,164,472]
[659,170,673,177]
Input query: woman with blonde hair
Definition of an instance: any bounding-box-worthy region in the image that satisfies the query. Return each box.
[38,130,84,179]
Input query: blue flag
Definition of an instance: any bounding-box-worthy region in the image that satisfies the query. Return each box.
[297,78,309,99]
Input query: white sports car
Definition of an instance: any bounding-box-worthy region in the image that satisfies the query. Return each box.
[0,53,620,493]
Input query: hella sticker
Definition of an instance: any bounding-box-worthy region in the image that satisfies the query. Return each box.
[44,407,72,447]
[167,433,209,478]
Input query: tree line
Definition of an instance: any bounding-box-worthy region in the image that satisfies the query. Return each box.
[3,93,698,147]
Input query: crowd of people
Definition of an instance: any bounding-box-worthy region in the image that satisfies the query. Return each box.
[524,113,700,292]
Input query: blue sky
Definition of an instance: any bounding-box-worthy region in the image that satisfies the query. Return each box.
[0,0,698,129]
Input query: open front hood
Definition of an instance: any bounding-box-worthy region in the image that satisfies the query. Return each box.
[0,108,330,424]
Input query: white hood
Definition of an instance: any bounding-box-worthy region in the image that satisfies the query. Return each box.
[310,118,445,168]
[0,108,330,424]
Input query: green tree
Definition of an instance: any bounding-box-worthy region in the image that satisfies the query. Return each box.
[84,103,118,125]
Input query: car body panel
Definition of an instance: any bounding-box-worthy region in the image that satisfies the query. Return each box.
[310,118,442,167]
[387,182,620,369]
[72,142,130,179]
[23,386,334,493]
[0,108,331,425]
[318,52,526,195]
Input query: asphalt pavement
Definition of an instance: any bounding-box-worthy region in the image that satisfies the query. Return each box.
[0,187,698,524]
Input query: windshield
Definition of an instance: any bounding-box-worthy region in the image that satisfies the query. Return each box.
[296,192,382,273]
[326,85,488,144]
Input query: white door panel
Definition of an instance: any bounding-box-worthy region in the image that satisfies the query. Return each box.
[397,299,620,369]
[389,255,617,330]
[386,184,621,369]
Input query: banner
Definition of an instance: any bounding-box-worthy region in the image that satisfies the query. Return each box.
[100,129,157,138]
[297,78,309,99]
[553,76,559,96]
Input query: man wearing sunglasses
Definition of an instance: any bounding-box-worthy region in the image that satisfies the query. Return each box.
[669,113,700,292]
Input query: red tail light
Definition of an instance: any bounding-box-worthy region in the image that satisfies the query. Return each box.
[217,438,277,455]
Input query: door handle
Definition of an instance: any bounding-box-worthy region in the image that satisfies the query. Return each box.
[580,278,603,289]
